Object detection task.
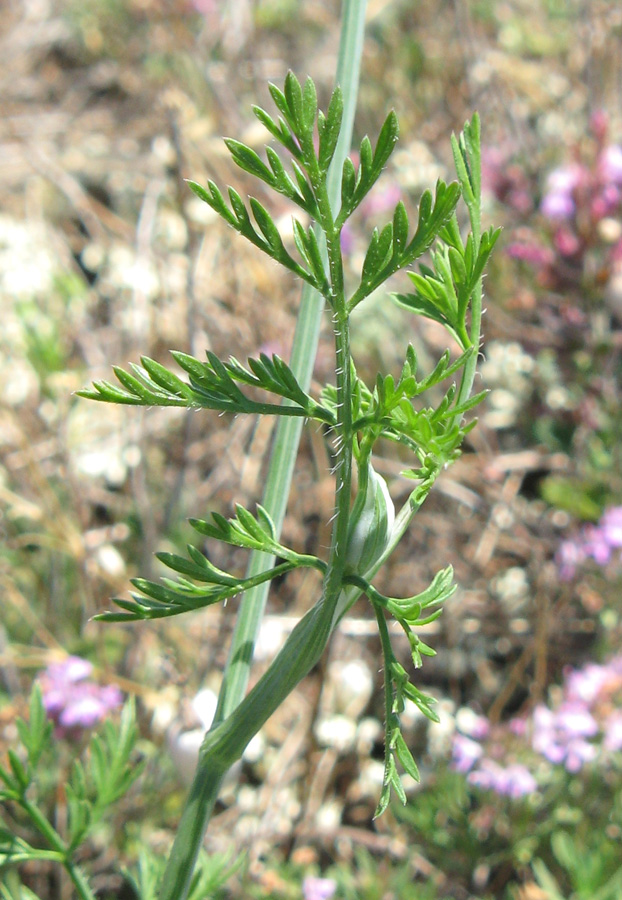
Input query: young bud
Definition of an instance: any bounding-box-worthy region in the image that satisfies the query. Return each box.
[345,462,395,576]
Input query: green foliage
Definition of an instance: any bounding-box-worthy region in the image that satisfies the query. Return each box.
[323,345,484,470]
[347,180,463,311]
[186,177,318,285]
[0,688,141,900]
[77,71,496,897]
[395,219,500,348]
[350,568,457,814]
[532,829,622,900]
[15,684,52,772]
[78,350,335,421]
[539,474,607,522]
[125,847,240,900]
[388,747,622,900]
[96,504,326,622]
[247,845,441,900]
[337,110,400,223]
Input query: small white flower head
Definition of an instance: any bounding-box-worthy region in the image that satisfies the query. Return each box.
[329,659,374,718]
[314,714,357,754]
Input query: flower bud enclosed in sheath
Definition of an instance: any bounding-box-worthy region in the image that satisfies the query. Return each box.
[345,461,395,576]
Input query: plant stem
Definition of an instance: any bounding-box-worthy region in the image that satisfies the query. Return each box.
[372,594,397,786]
[454,119,483,414]
[20,799,96,900]
[158,601,335,900]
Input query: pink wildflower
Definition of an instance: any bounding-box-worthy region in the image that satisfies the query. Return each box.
[599,145,622,185]
[303,877,337,900]
[39,656,122,738]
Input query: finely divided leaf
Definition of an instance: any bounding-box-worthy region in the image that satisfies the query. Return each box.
[301,76,318,132]
[225,139,276,186]
[392,201,409,254]
[284,71,304,132]
[318,86,343,172]
[252,104,302,160]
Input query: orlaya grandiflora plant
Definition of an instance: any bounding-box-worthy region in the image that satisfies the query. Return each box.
[80,71,498,897]
[1,66,497,900]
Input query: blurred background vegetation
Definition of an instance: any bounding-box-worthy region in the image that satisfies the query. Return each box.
[1,1,621,898]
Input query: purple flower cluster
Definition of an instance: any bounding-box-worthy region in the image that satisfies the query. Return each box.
[188,0,221,21]
[482,145,534,215]
[451,712,537,799]
[530,655,622,770]
[538,112,622,255]
[540,164,586,221]
[302,877,337,900]
[451,734,484,773]
[541,145,622,227]
[39,656,123,738]
[488,112,622,297]
[467,760,537,799]
[531,703,597,772]
[506,236,554,268]
[556,506,622,581]
[450,653,622,795]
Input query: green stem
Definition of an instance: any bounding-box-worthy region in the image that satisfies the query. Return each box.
[454,120,483,414]
[1,850,65,864]
[216,402,332,420]
[311,134,353,608]
[372,596,397,774]
[20,799,96,900]
[158,223,356,900]
[158,600,333,900]
[326,306,353,587]
[20,799,64,853]
[64,861,97,900]
[455,275,482,411]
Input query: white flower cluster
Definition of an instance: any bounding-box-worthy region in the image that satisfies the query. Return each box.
[0,216,59,407]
